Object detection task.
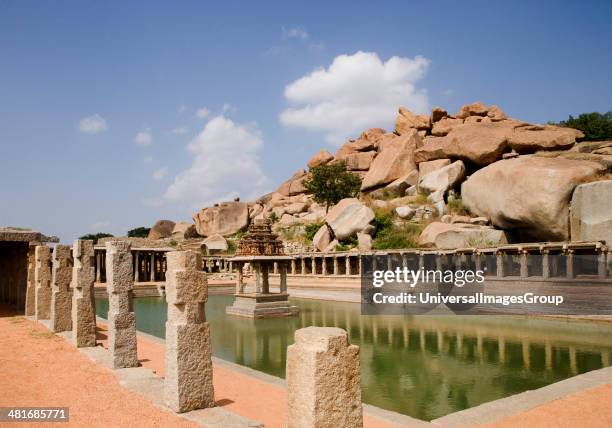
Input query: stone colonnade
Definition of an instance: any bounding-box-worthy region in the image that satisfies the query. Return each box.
[94,247,169,283]
[14,244,365,425]
[221,241,611,281]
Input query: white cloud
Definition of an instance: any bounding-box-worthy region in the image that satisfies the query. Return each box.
[163,115,268,208]
[284,27,309,40]
[177,105,187,115]
[134,128,153,146]
[171,126,189,135]
[195,107,210,119]
[279,51,430,145]
[152,167,168,181]
[78,114,108,134]
[144,156,153,164]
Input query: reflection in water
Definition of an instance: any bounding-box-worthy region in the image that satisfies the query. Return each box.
[96,296,612,421]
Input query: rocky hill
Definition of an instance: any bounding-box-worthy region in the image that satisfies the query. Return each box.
[165,102,612,252]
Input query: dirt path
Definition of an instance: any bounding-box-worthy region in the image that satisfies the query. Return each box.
[0,305,196,428]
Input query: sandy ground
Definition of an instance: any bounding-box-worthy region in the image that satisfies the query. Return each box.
[0,305,195,428]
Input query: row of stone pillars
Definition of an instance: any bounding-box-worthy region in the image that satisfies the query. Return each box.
[94,249,167,283]
[218,245,611,280]
[24,243,364,425]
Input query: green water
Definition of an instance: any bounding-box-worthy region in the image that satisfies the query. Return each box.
[96,296,612,421]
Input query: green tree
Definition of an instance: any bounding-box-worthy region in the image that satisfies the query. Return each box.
[127,226,151,238]
[78,232,113,244]
[303,161,362,212]
[557,111,612,141]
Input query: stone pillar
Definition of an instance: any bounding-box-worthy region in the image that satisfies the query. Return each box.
[566,250,575,279]
[290,259,296,275]
[106,241,138,369]
[598,250,607,279]
[150,252,156,282]
[255,263,262,293]
[34,245,52,321]
[542,250,550,279]
[280,263,288,293]
[333,257,339,275]
[134,251,140,282]
[50,245,73,332]
[164,250,214,413]
[25,246,36,316]
[345,256,351,276]
[235,262,244,294]
[519,250,529,278]
[95,252,102,283]
[496,252,505,278]
[71,240,97,348]
[262,263,270,293]
[311,257,316,275]
[286,327,362,428]
[301,257,306,275]
[273,261,278,275]
[322,257,327,276]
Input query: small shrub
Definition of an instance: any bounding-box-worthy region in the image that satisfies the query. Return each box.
[447,196,469,216]
[268,212,279,223]
[335,243,352,252]
[371,210,394,237]
[413,192,429,205]
[304,221,324,242]
[372,223,422,250]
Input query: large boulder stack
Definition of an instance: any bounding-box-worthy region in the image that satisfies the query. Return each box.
[461,156,605,241]
[148,220,176,240]
[193,201,249,236]
[361,130,421,191]
[277,169,309,197]
[186,101,610,251]
[171,222,198,239]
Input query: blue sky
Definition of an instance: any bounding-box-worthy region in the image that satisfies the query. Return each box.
[1,1,611,242]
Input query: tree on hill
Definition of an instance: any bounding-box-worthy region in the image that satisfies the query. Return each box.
[557,111,612,141]
[127,226,151,238]
[303,161,362,213]
[79,232,113,244]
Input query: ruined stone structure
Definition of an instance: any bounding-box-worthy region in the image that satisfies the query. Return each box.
[164,250,214,413]
[71,239,97,347]
[50,244,73,332]
[227,219,297,318]
[34,245,52,321]
[0,229,56,312]
[25,246,36,316]
[287,327,362,428]
[105,241,138,368]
